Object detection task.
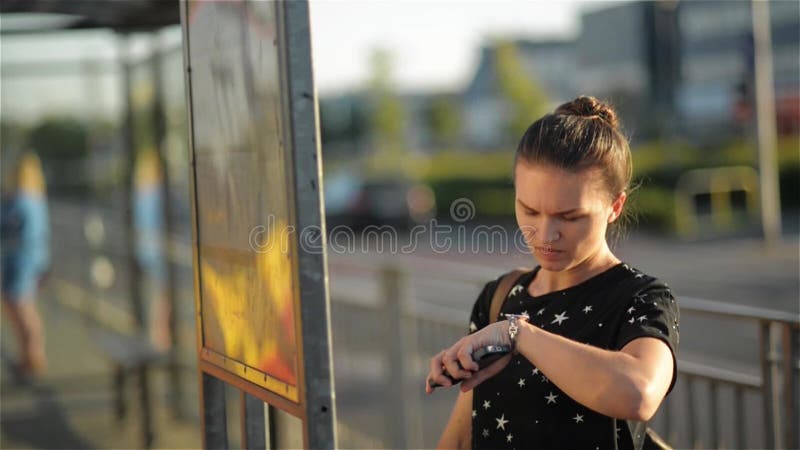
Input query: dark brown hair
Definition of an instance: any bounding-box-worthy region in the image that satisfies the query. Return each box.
[513,96,632,201]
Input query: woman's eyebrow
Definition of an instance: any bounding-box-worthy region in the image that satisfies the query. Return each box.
[516,199,581,215]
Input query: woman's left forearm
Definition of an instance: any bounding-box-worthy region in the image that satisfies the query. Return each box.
[515,322,668,420]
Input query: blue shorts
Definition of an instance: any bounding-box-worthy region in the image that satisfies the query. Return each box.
[2,263,43,302]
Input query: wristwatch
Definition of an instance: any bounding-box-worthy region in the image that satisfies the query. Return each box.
[504,313,529,352]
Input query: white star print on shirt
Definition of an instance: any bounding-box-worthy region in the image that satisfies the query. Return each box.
[482,429,489,438]
[637,315,647,322]
[483,400,491,410]
[551,311,569,325]
[532,368,539,376]
[537,308,545,316]
[627,306,635,314]
[469,321,477,332]
[506,433,513,442]
[496,414,509,430]
[518,378,526,387]
[583,305,593,313]
[573,414,584,423]
[545,392,558,404]
[472,410,477,418]
[628,317,635,324]
[508,284,524,297]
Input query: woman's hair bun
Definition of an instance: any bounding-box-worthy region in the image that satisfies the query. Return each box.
[555,95,619,129]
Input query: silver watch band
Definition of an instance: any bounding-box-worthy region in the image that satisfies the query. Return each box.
[504,313,529,352]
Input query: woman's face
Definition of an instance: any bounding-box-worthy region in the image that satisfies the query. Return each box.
[514,161,626,272]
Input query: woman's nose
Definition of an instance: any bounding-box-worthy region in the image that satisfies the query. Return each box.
[540,220,561,243]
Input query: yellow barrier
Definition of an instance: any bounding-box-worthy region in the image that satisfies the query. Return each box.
[674,166,760,238]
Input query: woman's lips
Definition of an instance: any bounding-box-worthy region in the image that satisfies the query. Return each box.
[535,246,563,259]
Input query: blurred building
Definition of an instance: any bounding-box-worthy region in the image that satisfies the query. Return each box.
[675,0,800,141]
[318,92,372,161]
[577,1,680,141]
[461,39,577,148]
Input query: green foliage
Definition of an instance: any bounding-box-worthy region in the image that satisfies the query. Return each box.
[625,186,676,233]
[27,116,89,160]
[426,95,461,146]
[495,41,549,138]
[368,48,405,150]
[417,149,513,181]
[428,178,514,218]
[409,136,800,230]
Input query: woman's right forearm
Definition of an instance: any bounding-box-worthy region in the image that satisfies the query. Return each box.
[437,390,472,449]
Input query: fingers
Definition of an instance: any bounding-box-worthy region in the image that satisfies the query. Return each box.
[442,340,473,381]
[457,344,479,372]
[426,350,452,393]
[460,354,511,392]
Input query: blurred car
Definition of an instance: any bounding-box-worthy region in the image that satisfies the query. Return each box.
[324,170,435,229]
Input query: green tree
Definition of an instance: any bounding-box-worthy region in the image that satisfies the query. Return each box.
[27,116,90,195]
[426,95,461,147]
[495,41,549,138]
[27,116,89,161]
[368,48,405,152]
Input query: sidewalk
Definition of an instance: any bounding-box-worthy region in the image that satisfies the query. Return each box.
[0,284,202,450]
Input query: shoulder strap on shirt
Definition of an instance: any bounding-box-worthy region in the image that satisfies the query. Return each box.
[489,268,531,324]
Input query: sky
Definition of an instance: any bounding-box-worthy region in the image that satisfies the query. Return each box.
[308,0,588,94]
[0,1,624,121]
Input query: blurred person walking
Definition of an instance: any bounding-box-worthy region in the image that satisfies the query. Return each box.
[1,152,50,378]
[133,149,171,351]
[426,96,678,449]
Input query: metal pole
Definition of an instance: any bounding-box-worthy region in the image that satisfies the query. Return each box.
[686,376,697,449]
[241,391,266,450]
[663,396,673,445]
[760,321,779,448]
[710,382,719,449]
[382,266,409,449]
[782,325,799,449]
[139,365,155,448]
[150,32,184,420]
[118,34,146,330]
[202,373,229,449]
[120,33,154,448]
[735,386,745,450]
[751,0,782,248]
[279,1,337,447]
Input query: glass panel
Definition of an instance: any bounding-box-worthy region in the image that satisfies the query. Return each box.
[188,0,298,399]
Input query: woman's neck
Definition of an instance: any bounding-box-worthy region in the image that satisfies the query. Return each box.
[529,248,620,296]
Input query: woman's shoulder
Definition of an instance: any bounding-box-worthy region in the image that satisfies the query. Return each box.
[611,263,676,312]
[616,262,672,291]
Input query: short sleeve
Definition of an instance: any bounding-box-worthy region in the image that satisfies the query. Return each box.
[467,277,501,335]
[614,284,680,393]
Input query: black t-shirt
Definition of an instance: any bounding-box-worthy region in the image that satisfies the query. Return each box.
[468,263,679,450]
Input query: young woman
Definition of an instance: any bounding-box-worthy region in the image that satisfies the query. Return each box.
[1,152,50,378]
[425,96,679,449]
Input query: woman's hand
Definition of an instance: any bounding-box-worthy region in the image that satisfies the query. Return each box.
[425,321,512,394]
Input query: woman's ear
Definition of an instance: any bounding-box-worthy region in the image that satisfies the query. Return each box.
[608,192,627,223]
